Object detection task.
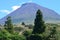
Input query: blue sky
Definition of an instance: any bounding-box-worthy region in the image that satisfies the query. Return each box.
[0,0,60,19]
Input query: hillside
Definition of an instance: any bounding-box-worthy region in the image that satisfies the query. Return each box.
[0,3,60,24]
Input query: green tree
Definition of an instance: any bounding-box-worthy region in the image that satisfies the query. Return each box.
[4,16,14,34]
[21,22,25,25]
[27,9,45,40]
[32,9,45,34]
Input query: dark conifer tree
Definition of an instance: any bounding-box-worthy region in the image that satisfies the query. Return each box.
[21,22,25,25]
[32,9,45,34]
[27,10,45,40]
[4,16,14,33]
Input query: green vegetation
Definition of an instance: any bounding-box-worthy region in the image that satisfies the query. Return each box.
[45,27,57,40]
[21,22,25,25]
[4,16,14,34]
[32,9,45,34]
[0,9,60,40]
[0,16,26,40]
[27,9,46,40]
[0,29,26,40]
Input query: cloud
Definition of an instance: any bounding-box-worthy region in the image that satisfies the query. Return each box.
[12,6,20,10]
[0,10,10,14]
[0,5,20,14]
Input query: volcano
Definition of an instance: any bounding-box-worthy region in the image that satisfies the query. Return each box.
[0,3,60,24]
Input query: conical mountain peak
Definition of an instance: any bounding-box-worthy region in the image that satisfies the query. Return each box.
[0,3,60,24]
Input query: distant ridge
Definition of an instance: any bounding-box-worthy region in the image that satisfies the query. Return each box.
[0,3,60,24]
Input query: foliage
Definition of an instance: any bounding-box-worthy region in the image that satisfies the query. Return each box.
[28,9,46,40]
[14,27,23,32]
[11,32,26,40]
[4,16,14,34]
[0,9,59,40]
[0,29,26,40]
[2,16,26,40]
[27,34,42,40]
[32,9,45,34]
[0,29,11,40]
[45,27,57,40]
[23,30,32,37]
[21,22,25,25]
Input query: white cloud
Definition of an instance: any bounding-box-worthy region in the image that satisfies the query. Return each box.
[0,10,10,14]
[0,5,20,14]
[12,6,20,10]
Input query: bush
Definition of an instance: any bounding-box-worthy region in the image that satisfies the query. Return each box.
[0,29,11,40]
[11,34,26,40]
[23,30,32,37]
[0,29,26,40]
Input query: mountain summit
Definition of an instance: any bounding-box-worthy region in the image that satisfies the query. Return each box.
[0,3,60,24]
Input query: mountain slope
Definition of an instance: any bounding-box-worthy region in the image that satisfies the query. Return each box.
[0,3,60,24]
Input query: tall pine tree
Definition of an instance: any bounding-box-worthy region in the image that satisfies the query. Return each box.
[27,10,45,40]
[4,16,14,34]
[32,9,45,34]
